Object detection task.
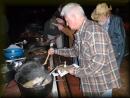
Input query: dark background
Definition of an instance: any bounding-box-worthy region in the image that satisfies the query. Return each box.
[0,0,130,45]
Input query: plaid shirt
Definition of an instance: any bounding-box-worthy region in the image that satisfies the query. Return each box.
[54,18,121,97]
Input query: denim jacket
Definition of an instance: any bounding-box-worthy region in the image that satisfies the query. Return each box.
[108,14,126,61]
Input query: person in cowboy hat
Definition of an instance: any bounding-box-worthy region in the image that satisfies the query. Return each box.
[91,3,126,69]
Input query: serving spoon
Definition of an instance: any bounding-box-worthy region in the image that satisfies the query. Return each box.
[42,54,50,66]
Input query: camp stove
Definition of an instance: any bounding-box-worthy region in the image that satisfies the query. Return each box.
[5,57,26,70]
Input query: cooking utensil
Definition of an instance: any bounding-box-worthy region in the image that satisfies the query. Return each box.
[0,64,15,83]
[42,54,49,66]
[28,42,37,49]
[32,54,51,87]
[52,23,57,26]
[36,41,50,47]
[14,61,53,97]
[27,47,47,54]
[31,56,48,70]
[33,66,58,87]
[15,40,27,49]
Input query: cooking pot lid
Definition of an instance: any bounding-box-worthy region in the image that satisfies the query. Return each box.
[6,44,21,49]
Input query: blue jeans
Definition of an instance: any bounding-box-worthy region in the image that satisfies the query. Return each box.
[72,57,78,65]
[99,89,112,98]
[89,89,112,98]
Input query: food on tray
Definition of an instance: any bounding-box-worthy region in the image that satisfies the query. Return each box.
[58,65,70,72]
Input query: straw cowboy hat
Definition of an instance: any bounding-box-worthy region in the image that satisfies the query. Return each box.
[91,3,112,21]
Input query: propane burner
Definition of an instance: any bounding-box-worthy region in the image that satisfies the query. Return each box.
[5,57,26,70]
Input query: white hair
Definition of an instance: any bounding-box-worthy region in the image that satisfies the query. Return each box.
[61,3,85,18]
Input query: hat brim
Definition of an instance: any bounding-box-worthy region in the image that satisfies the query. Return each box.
[91,8,112,21]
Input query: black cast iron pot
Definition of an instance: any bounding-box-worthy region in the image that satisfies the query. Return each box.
[14,61,53,98]
[36,41,50,47]
[0,64,15,83]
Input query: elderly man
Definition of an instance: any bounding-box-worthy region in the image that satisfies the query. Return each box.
[91,3,126,69]
[48,3,121,98]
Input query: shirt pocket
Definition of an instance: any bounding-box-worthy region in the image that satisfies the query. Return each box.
[81,41,92,59]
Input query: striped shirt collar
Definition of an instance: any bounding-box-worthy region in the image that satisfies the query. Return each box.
[76,17,87,35]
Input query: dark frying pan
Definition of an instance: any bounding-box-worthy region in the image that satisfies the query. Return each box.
[0,64,15,83]
[36,41,50,47]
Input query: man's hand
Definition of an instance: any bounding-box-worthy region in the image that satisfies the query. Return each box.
[67,66,74,75]
[56,18,64,24]
[48,48,54,55]
[50,39,56,43]
[57,24,64,30]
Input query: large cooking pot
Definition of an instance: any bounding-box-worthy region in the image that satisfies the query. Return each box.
[36,41,50,49]
[23,47,48,70]
[27,47,47,53]
[27,39,48,49]
[14,61,53,98]
[0,63,15,83]
[23,47,47,59]
[36,41,49,46]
